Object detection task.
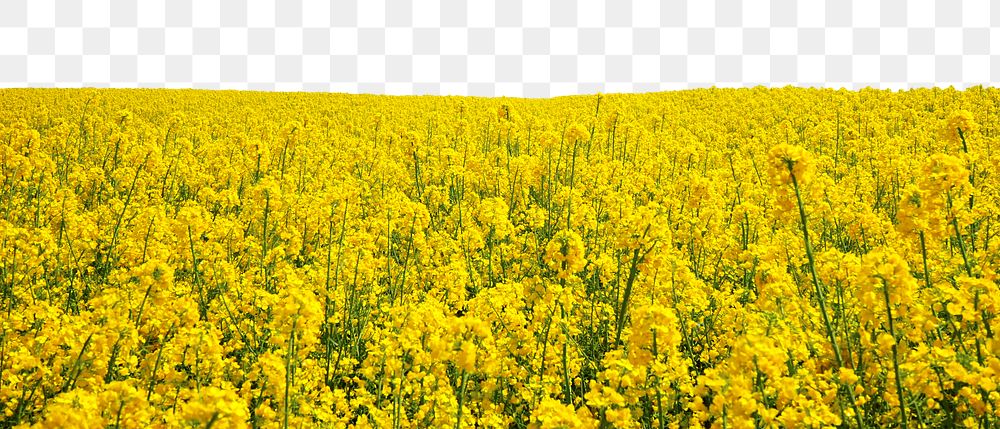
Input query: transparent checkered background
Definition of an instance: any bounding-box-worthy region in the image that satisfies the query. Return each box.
[0,0,997,96]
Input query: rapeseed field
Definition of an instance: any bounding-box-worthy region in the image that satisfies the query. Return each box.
[1,87,998,428]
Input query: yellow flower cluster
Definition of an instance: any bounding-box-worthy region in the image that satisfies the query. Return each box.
[0,87,998,428]
[544,230,587,280]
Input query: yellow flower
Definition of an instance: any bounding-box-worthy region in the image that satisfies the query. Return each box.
[544,229,587,280]
[941,110,978,146]
[767,143,815,186]
[565,123,588,144]
[498,104,511,121]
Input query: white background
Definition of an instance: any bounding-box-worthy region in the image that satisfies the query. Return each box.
[0,0,996,96]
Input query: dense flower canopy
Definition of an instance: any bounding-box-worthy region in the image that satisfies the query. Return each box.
[0,87,998,428]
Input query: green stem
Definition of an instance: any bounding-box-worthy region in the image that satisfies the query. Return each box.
[880,278,908,429]
[284,322,296,429]
[951,216,973,277]
[455,369,470,429]
[919,231,931,289]
[788,165,864,428]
